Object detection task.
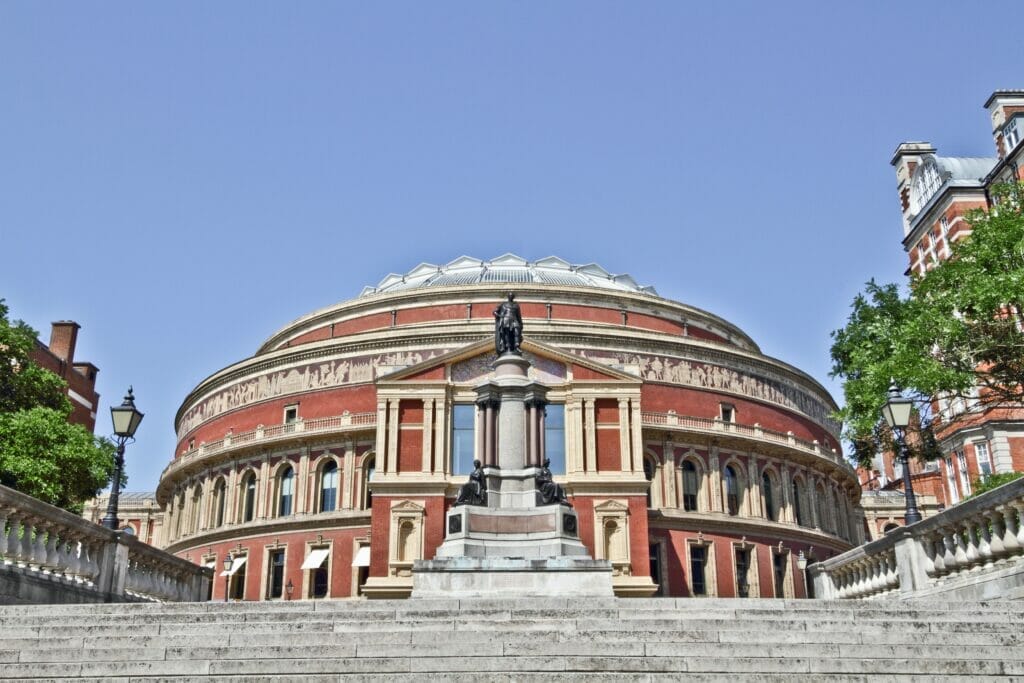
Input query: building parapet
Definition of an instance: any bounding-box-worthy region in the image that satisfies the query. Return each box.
[0,484,210,604]
[810,477,1024,601]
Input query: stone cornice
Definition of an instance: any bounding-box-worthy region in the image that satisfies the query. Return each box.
[163,510,372,555]
[648,509,854,552]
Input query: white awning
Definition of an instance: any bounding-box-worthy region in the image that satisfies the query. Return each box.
[204,560,216,570]
[352,546,371,567]
[301,548,330,570]
[220,555,247,577]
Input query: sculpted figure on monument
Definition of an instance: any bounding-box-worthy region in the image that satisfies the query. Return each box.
[454,459,487,506]
[493,292,523,355]
[536,458,571,506]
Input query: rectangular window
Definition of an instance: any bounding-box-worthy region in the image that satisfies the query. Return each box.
[944,456,960,505]
[773,552,788,598]
[544,404,566,474]
[690,545,708,596]
[975,442,992,478]
[267,550,285,599]
[648,543,663,596]
[451,404,476,475]
[720,404,734,423]
[1006,118,1021,150]
[229,556,247,600]
[735,547,751,598]
[284,405,299,424]
[956,450,971,496]
[302,547,331,599]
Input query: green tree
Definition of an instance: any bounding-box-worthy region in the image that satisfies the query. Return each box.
[0,300,116,512]
[831,182,1024,467]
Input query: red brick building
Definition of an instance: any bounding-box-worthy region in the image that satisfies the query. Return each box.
[158,255,862,600]
[30,321,100,433]
[866,89,1024,514]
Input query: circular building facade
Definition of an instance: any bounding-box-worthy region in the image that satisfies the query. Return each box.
[157,254,862,600]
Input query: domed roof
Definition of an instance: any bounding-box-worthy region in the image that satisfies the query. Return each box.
[359,254,659,297]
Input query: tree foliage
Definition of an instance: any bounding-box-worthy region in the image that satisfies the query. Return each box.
[831,183,1024,466]
[0,300,116,512]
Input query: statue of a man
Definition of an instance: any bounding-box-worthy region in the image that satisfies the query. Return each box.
[493,292,523,355]
[454,459,487,506]
[536,458,570,506]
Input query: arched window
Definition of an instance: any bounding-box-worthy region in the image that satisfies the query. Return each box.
[190,488,202,534]
[815,484,830,532]
[724,465,740,516]
[240,472,257,523]
[681,460,699,512]
[213,478,226,527]
[792,478,807,527]
[643,458,655,507]
[762,471,776,522]
[364,457,375,510]
[320,461,338,513]
[278,466,294,517]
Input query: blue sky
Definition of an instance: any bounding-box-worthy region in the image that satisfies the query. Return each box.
[2,3,1022,491]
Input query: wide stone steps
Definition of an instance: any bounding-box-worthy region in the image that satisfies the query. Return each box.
[0,598,1021,680]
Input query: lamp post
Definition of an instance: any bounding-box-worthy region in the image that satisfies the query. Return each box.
[796,550,811,599]
[102,387,144,530]
[881,383,922,525]
[223,555,233,602]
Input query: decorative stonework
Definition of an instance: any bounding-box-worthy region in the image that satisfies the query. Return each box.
[451,350,567,385]
[572,349,840,435]
[177,349,447,438]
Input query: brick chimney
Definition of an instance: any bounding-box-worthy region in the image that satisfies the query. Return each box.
[48,321,80,364]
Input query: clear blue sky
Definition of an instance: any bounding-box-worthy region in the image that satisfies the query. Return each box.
[2,3,1022,492]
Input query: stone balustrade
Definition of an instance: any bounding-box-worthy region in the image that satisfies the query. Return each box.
[811,476,1024,601]
[0,484,210,604]
[162,411,377,482]
[641,410,850,470]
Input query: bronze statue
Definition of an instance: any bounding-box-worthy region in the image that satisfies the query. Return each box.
[454,459,487,506]
[493,292,523,355]
[536,457,570,506]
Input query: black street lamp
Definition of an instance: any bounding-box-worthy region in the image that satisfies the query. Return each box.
[881,383,922,525]
[223,555,233,602]
[102,387,144,530]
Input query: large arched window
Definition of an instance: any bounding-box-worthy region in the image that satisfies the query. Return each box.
[792,478,807,527]
[240,471,257,523]
[681,460,699,512]
[762,471,777,522]
[320,461,338,513]
[278,466,294,517]
[212,478,227,527]
[724,465,740,516]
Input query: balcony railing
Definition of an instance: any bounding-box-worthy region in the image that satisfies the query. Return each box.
[810,476,1024,600]
[641,411,850,469]
[0,484,210,603]
[164,411,377,480]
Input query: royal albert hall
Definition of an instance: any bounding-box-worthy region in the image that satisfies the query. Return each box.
[157,255,864,600]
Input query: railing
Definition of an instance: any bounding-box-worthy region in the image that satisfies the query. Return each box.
[0,484,210,604]
[641,411,850,469]
[164,411,377,480]
[810,476,1024,600]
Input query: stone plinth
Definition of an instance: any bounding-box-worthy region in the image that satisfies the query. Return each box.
[411,557,614,598]
[438,503,588,559]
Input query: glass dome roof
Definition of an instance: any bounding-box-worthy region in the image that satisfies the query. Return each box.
[359,254,658,297]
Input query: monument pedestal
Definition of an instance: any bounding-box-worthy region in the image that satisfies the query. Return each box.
[412,351,613,598]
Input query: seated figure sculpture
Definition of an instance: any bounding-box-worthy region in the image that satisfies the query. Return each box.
[536,457,571,506]
[454,459,487,506]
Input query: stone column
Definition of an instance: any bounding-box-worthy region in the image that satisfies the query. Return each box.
[483,401,495,467]
[780,464,793,523]
[584,399,597,473]
[386,401,400,474]
[434,399,448,475]
[663,442,677,508]
[808,478,820,530]
[374,399,388,474]
[709,447,722,512]
[225,464,239,525]
[342,442,355,510]
[747,457,761,518]
[618,399,631,472]
[567,401,584,474]
[630,399,643,475]
[538,405,546,468]
[422,399,434,474]
[258,455,271,519]
[296,446,310,514]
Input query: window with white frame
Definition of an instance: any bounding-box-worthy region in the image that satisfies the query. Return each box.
[719,403,735,423]
[910,161,943,215]
[974,442,992,479]
[956,450,971,496]
[283,404,299,424]
[1005,118,1021,151]
[944,456,959,505]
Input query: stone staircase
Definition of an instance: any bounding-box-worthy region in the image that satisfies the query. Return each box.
[0,598,1021,681]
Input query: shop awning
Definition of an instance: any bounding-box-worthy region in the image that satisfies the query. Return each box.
[220,555,247,577]
[301,548,330,570]
[352,546,371,567]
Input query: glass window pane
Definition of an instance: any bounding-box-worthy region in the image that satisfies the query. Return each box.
[545,404,565,475]
[452,405,476,475]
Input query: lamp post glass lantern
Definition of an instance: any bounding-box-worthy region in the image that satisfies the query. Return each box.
[223,556,233,602]
[101,387,144,530]
[882,383,922,525]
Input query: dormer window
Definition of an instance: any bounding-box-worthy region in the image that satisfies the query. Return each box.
[1005,117,1021,152]
[909,160,943,215]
